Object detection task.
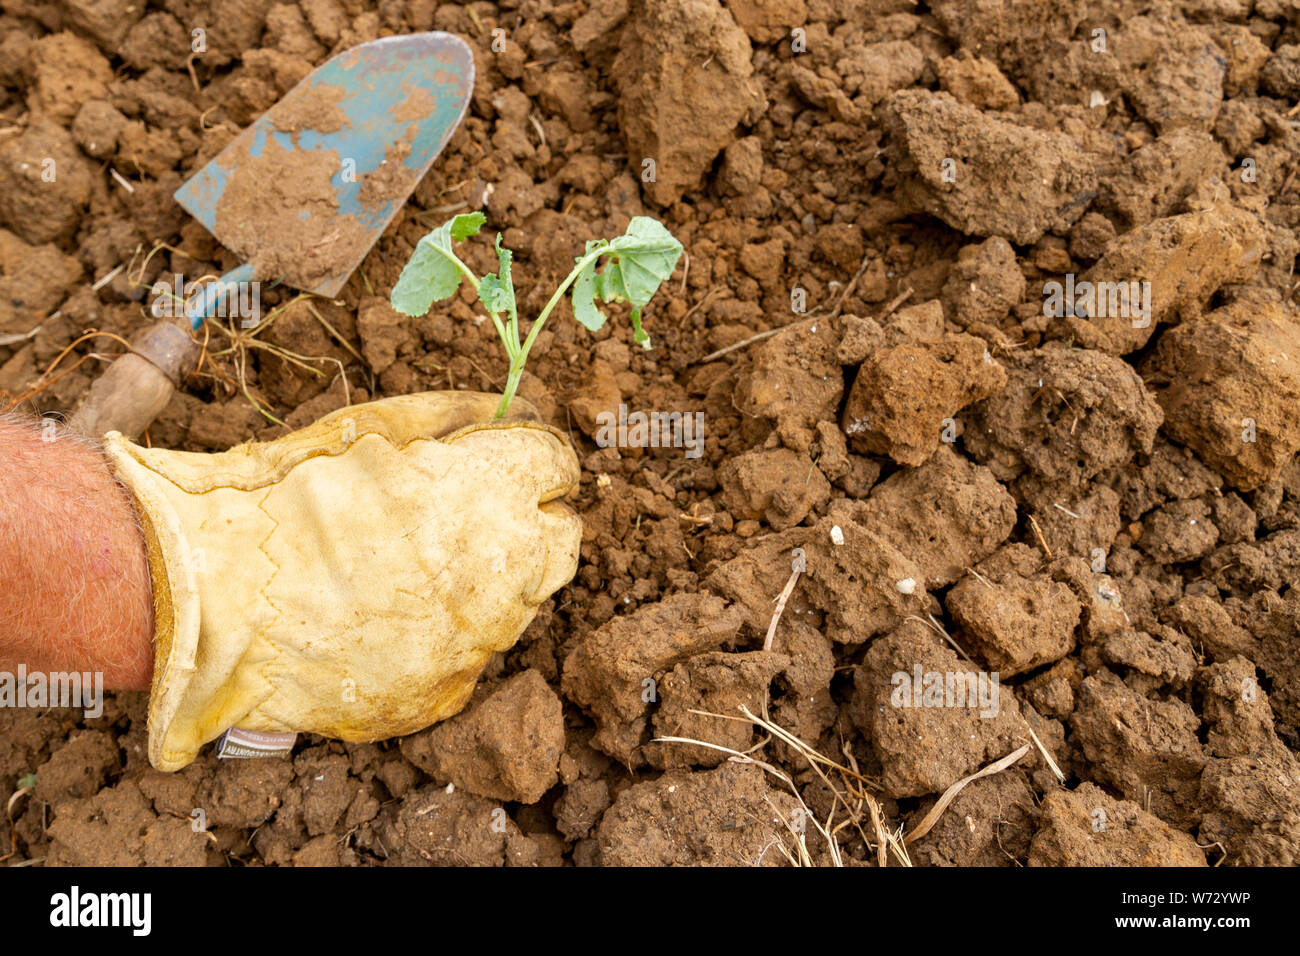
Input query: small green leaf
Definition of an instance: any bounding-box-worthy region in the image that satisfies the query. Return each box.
[478,276,508,315]
[17,772,35,790]
[478,233,517,319]
[449,212,486,242]
[390,211,486,317]
[608,216,683,308]
[594,261,629,304]
[568,221,681,346]
[571,241,609,332]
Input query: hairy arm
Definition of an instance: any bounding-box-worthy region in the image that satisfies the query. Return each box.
[0,414,154,690]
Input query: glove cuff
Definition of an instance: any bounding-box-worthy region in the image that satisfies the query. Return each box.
[103,431,210,771]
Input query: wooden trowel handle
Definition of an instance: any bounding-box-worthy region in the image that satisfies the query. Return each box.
[69,320,198,440]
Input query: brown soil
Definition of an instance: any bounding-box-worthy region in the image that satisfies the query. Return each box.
[2,0,1299,867]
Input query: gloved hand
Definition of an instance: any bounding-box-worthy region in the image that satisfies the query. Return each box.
[102,391,581,771]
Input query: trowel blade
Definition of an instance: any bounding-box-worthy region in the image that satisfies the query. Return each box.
[174,31,475,298]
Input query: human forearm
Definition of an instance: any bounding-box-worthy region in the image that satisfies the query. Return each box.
[0,414,154,690]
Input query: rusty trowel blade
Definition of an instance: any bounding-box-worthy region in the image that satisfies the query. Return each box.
[174,32,474,297]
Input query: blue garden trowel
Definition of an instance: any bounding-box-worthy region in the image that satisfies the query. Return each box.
[71,32,475,438]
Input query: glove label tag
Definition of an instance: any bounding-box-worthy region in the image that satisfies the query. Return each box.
[216,728,297,759]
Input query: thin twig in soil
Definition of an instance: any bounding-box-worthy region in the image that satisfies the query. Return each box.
[697,322,790,363]
[872,285,915,323]
[1022,722,1065,783]
[198,106,223,132]
[696,280,914,364]
[0,330,134,413]
[904,744,1031,845]
[464,356,503,389]
[109,167,135,193]
[0,323,42,347]
[185,53,201,93]
[658,703,901,866]
[189,318,239,395]
[1,785,31,862]
[204,293,349,427]
[681,285,720,324]
[1027,513,1054,560]
[905,612,974,664]
[823,254,875,321]
[91,263,126,291]
[763,564,802,652]
[677,506,713,529]
[129,242,189,289]
[651,733,840,866]
[694,256,876,364]
[845,744,896,865]
[303,301,366,367]
[1195,839,1228,866]
[742,705,902,864]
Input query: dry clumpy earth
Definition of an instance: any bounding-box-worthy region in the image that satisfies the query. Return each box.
[2,0,1300,867]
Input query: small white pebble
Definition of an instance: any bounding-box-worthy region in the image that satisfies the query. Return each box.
[830,524,845,546]
[896,578,916,595]
[445,782,455,794]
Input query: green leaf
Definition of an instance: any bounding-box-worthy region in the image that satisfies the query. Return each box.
[17,772,35,790]
[478,275,509,317]
[568,220,681,345]
[449,212,486,242]
[608,216,683,308]
[571,240,609,332]
[594,262,629,304]
[478,233,517,320]
[390,211,486,317]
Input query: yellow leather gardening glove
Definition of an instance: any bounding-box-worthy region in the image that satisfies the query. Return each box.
[102,392,581,772]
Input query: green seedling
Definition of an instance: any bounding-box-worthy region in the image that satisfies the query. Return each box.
[391,212,683,418]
